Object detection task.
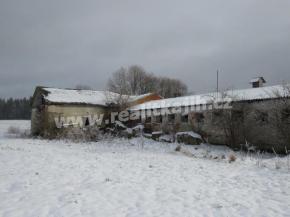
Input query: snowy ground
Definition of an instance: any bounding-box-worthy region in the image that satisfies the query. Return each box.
[0,121,290,217]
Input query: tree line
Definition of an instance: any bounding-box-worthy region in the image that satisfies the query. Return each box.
[0,98,32,120]
[107,65,188,98]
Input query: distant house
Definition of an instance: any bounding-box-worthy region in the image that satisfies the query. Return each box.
[31,86,161,137]
[250,77,266,88]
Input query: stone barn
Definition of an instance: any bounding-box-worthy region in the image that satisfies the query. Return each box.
[129,82,290,153]
[31,86,161,138]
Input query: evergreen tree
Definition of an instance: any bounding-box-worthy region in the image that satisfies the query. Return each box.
[0,97,32,120]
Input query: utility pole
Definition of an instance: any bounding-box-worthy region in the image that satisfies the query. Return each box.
[216,69,219,93]
[216,68,219,101]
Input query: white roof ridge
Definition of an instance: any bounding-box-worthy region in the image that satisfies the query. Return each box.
[41,87,155,106]
[129,84,289,110]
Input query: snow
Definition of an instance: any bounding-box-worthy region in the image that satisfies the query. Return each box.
[0,120,30,139]
[42,87,154,106]
[114,120,127,129]
[159,134,174,143]
[225,85,287,101]
[176,131,202,140]
[1,120,290,217]
[43,88,116,106]
[130,84,290,110]
[250,77,265,83]
[132,124,144,130]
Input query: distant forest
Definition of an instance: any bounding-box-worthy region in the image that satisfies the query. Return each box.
[0,98,32,120]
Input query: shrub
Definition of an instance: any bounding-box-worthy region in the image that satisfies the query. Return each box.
[6,126,30,138]
[175,145,181,152]
[7,126,21,135]
[228,154,237,163]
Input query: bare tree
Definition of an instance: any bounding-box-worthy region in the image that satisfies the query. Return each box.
[107,67,131,95]
[127,65,148,95]
[218,108,245,149]
[157,77,187,98]
[143,73,158,93]
[107,65,188,98]
[207,91,247,149]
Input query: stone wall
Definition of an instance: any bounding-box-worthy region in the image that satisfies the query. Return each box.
[32,104,107,138]
[138,98,290,153]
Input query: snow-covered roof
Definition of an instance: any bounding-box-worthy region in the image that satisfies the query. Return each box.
[41,87,154,106]
[130,85,290,110]
[42,88,116,106]
[250,77,266,83]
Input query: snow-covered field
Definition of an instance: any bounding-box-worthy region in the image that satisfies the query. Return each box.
[0,121,290,217]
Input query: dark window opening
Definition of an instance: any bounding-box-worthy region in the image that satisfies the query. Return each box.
[155,115,162,123]
[195,113,205,123]
[181,114,188,123]
[168,114,175,123]
[85,117,90,126]
[252,82,259,88]
[41,96,45,105]
[145,116,152,123]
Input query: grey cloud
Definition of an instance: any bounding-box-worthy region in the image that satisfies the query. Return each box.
[0,0,290,97]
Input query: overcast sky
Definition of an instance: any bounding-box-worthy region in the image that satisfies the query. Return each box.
[0,0,290,98]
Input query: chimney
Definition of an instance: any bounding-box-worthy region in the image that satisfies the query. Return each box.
[249,77,266,88]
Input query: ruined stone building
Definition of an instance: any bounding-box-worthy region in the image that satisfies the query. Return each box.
[31,86,161,137]
[129,78,290,152]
